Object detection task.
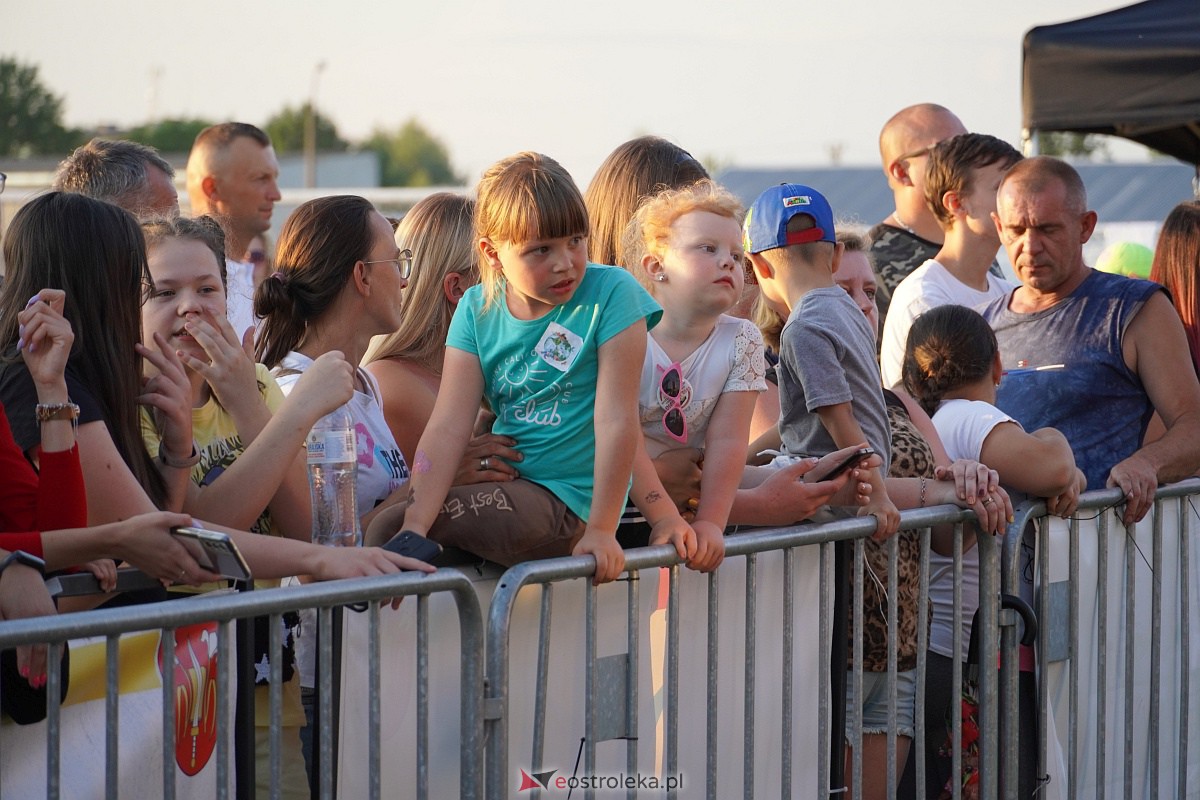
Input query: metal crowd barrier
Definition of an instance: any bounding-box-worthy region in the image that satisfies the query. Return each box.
[6,483,1197,799]
[483,504,1004,800]
[0,570,484,800]
[1001,479,1200,800]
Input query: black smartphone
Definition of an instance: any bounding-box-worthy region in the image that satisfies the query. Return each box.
[808,447,875,483]
[383,531,443,565]
[171,527,252,581]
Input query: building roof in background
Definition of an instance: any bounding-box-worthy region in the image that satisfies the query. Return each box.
[717,161,1198,226]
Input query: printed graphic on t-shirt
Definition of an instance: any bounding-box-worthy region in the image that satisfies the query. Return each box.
[357,421,409,489]
[194,434,271,535]
[535,321,583,372]
[491,350,574,430]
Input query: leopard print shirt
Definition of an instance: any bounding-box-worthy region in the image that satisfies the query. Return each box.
[848,390,935,672]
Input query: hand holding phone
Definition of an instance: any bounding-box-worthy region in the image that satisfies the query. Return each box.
[382,531,443,565]
[170,527,252,581]
[806,447,875,484]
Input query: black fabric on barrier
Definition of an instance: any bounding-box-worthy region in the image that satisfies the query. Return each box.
[1022,0,1200,166]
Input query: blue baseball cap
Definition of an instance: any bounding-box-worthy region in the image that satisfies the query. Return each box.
[743,183,837,254]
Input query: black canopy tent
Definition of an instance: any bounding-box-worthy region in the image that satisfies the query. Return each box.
[1022,0,1200,175]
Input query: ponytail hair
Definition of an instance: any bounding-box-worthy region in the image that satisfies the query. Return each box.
[254,195,376,368]
[901,304,997,416]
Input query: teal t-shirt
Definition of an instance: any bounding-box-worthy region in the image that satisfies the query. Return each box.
[446,264,661,521]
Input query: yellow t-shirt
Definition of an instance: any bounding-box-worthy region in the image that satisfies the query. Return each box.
[140,363,286,536]
[140,364,303,727]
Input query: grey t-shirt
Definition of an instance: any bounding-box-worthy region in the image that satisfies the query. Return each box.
[777,286,891,470]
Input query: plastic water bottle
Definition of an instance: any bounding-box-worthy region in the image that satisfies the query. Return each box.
[305,406,361,547]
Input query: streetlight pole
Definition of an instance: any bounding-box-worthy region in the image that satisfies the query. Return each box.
[303,61,327,189]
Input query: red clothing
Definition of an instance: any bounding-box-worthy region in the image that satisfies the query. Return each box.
[0,401,87,556]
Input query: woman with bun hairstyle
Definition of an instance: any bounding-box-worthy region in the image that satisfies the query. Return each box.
[255,195,414,525]
[901,303,1083,798]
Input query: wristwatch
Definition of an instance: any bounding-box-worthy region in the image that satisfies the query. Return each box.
[34,402,79,423]
[158,439,202,469]
[0,550,46,577]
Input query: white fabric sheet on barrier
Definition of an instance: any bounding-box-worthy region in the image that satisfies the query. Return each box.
[1041,498,1200,799]
[337,545,830,798]
[0,621,233,798]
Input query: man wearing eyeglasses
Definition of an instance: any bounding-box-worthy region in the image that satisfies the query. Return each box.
[186,123,282,340]
[867,103,966,331]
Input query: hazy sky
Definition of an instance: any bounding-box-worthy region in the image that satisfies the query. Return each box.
[8,0,1138,184]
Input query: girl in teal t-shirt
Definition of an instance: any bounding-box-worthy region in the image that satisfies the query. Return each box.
[368,152,678,584]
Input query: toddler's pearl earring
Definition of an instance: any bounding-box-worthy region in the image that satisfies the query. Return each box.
[655,274,666,282]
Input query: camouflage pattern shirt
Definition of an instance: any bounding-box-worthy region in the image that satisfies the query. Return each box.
[867,222,940,332]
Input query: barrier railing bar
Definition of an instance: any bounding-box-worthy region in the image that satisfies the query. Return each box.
[46,638,63,800]
[781,546,794,800]
[370,599,384,800]
[886,534,899,800]
[106,633,119,799]
[916,527,930,799]
[850,537,864,800]
[819,541,831,799]
[707,569,719,800]
[951,525,963,800]
[162,626,176,800]
[1150,500,1164,800]
[530,583,552,800]
[743,552,757,800]
[585,579,597,800]
[216,621,231,800]
[998,561,1019,799]
[1096,509,1108,800]
[625,570,639,800]
[666,563,680,799]
[1068,515,1079,798]
[1124,517,1136,800]
[269,610,282,798]
[317,604,333,800]
[977,523,1000,800]
[1179,496,1191,800]
[0,572,472,648]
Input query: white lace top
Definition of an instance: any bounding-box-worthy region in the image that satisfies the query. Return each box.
[638,314,767,457]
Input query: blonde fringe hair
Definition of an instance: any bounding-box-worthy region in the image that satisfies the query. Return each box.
[474,152,589,310]
[363,193,477,373]
[621,179,744,294]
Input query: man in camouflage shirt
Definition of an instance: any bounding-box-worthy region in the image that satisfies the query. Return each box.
[868,103,966,330]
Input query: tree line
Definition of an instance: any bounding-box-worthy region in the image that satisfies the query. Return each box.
[0,58,459,186]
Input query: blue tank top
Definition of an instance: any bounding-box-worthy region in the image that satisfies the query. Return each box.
[979,270,1160,491]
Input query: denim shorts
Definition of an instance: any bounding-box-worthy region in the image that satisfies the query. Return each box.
[844,668,916,739]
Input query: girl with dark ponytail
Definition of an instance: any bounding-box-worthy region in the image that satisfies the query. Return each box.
[900,303,1084,797]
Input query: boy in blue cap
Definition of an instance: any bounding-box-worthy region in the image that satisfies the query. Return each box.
[745,184,899,538]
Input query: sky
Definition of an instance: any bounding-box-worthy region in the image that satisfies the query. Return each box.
[7,0,1144,186]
